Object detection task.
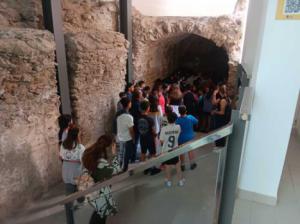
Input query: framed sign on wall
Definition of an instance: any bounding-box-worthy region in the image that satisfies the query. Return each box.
[276,0,300,20]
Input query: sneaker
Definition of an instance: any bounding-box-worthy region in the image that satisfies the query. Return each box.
[150,167,161,176]
[178,179,185,187]
[190,163,197,170]
[181,165,186,172]
[165,180,172,188]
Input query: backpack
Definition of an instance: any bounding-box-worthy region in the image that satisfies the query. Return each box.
[138,118,150,135]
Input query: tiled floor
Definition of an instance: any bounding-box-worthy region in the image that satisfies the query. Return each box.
[7,131,300,224]
[8,145,220,224]
[232,129,300,224]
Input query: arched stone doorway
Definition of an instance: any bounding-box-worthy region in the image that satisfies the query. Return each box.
[132,9,242,95]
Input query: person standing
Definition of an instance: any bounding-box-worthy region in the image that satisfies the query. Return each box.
[60,126,85,224]
[138,100,161,175]
[148,94,163,154]
[82,135,122,224]
[160,112,184,187]
[183,84,197,117]
[125,82,134,100]
[176,105,198,171]
[130,90,143,162]
[58,114,73,145]
[117,97,135,172]
[211,85,231,147]
[169,84,183,117]
[117,92,126,112]
[152,79,166,114]
[202,85,214,132]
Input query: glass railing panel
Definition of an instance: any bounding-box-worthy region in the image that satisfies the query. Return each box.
[73,144,220,224]
[6,124,232,224]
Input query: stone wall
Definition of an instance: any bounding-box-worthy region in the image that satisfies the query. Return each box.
[0,0,43,29]
[0,1,125,219]
[0,0,118,31]
[62,0,118,33]
[0,29,60,219]
[132,8,244,94]
[133,35,187,84]
[65,31,128,145]
[61,0,128,145]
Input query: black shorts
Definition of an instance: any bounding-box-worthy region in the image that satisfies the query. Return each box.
[163,156,179,165]
[140,136,156,155]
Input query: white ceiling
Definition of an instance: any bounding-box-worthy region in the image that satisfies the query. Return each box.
[132,0,238,17]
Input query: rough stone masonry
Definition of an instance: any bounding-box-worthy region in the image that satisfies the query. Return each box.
[65,30,129,145]
[0,29,60,219]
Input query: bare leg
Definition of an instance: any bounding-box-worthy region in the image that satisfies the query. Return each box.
[141,153,146,162]
[165,165,172,181]
[188,150,197,170]
[188,151,195,163]
[180,154,185,165]
[175,161,183,181]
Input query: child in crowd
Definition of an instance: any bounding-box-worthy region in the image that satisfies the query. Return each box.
[138,100,156,161]
[117,92,126,112]
[161,105,173,128]
[176,105,198,171]
[125,82,134,100]
[116,97,135,172]
[137,80,146,90]
[169,84,183,117]
[138,100,161,175]
[58,114,73,145]
[160,112,184,187]
[60,126,85,224]
[142,86,151,99]
[148,94,163,154]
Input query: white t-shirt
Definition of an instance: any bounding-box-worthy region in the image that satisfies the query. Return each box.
[159,123,181,153]
[117,113,134,142]
[60,143,85,184]
[60,143,85,162]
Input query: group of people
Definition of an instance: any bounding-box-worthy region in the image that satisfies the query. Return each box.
[57,73,232,224]
[115,75,231,175]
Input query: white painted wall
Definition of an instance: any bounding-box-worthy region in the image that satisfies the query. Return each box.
[132,0,237,17]
[239,0,300,200]
[293,94,300,133]
[241,0,268,82]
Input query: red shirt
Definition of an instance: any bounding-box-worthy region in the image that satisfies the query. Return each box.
[159,93,165,114]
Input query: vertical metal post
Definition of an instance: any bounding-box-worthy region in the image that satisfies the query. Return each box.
[219,110,246,224]
[42,0,72,114]
[119,0,133,83]
[213,146,227,224]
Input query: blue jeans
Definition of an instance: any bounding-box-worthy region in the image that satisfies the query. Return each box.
[64,184,84,224]
[65,184,76,224]
[122,140,135,172]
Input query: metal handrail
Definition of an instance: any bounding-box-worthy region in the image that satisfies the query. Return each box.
[5,124,233,224]
[59,123,233,204]
[47,124,230,206]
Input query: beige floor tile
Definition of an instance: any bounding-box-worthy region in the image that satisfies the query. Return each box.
[231,198,252,224]
[250,202,278,224]
[233,130,300,224]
